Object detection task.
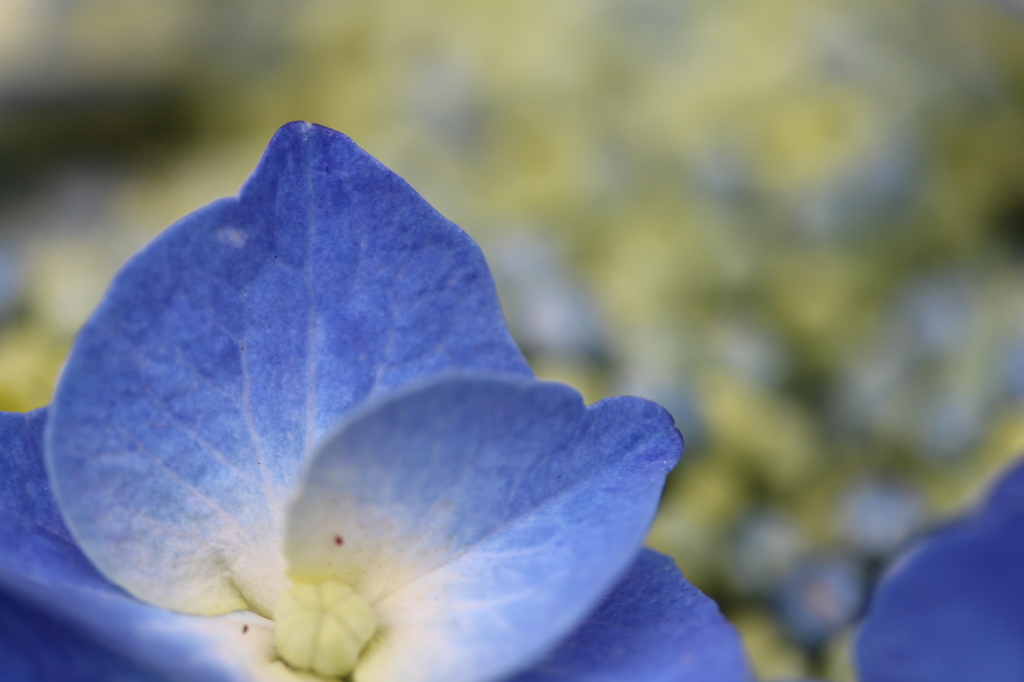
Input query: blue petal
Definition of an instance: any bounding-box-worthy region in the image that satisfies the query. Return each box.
[45,122,531,616]
[0,586,171,682]
[0,409,349,682]
[509,549,753,682]
[856,458,1024,682]
[0,410,111,601]
[284,374,683,682]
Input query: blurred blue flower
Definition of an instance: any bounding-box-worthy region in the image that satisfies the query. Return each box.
[856,457,1024,681]
[778,554,864,647]
[728,510,806,597]
[490,232,609,364]
[838,477,924,557]
[0,123,752,682]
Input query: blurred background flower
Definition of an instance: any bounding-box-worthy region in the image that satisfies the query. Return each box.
[4,0,1024,679]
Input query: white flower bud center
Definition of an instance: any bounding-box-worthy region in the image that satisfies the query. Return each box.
[274,580,378,678]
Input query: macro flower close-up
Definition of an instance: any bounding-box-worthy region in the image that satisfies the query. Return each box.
[0,122,751,682]
[855,456,1024,682]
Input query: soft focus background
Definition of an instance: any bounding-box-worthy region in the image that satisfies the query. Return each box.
[3,0,1024,679]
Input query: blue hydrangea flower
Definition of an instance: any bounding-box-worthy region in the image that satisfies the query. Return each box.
[856,457,1024,682]
[0,123,751,682]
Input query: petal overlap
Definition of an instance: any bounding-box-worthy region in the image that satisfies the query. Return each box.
[0,410,306,682]
[2,120,752,682]
[284,375,683,682]
[44,122,530,617]
[510,549,753,682]
[0,586,170,682]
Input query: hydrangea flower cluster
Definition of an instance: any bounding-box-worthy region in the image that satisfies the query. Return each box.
[0,122,752,682]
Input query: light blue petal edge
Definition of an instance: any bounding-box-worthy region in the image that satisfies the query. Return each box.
[285,373,684,682]
[44,121,531,616]
[509,548,754,682]
[0,409,284,682]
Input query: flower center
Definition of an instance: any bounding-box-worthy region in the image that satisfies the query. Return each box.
[274,580,378,678]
